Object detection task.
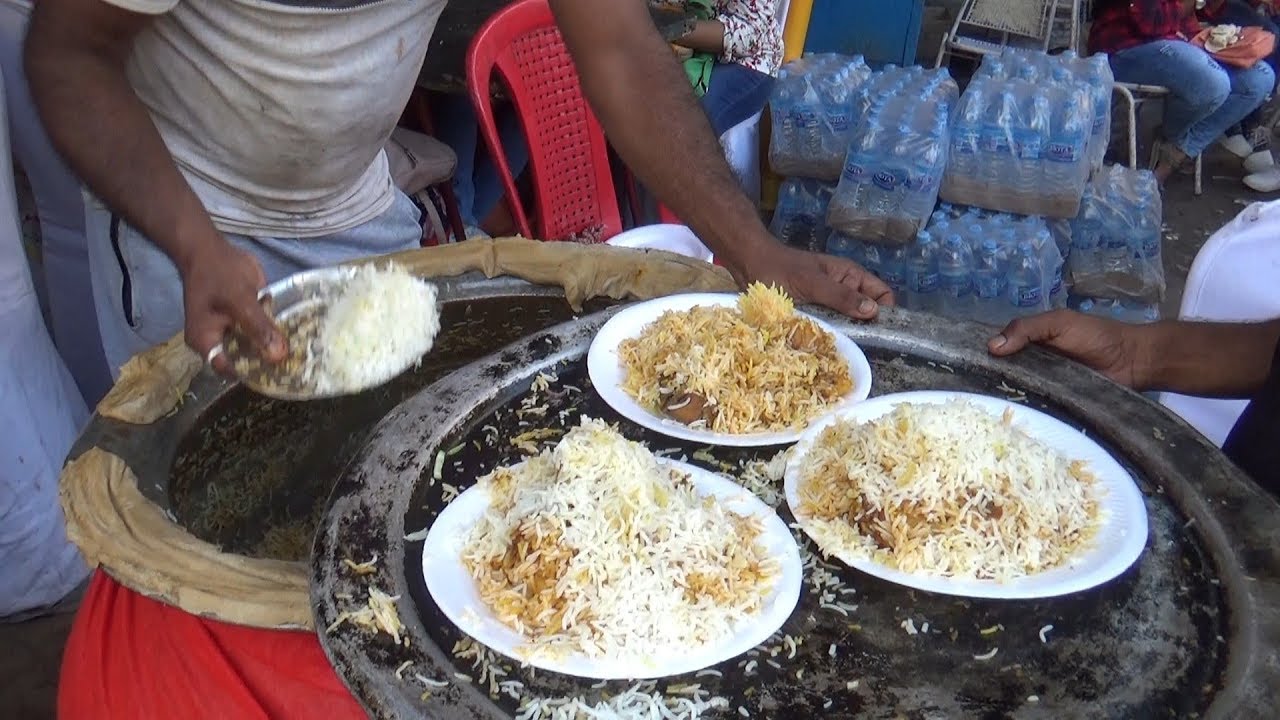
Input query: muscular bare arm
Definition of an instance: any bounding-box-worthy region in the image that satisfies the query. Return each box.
[26,0,283,364]
[549,0,892,319]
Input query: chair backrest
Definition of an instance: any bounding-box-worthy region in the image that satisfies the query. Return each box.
[959,0,1059,43]
[466,0,622,242]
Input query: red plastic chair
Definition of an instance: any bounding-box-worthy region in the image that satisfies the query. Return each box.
[467,0,623,242]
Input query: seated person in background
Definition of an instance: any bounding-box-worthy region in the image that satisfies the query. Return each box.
[1090,0,1274,183]
[1200,0,1280,189]
[987,310,1280,494]
[431,93,529,240]
[661,0,782,137]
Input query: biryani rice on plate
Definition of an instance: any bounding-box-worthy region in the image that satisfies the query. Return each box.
[795,399,1102,582]
[617,283,853,434]
[460,418,780,661]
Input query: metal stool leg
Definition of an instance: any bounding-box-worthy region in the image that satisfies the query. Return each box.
[1114,85,1138,170]
[437,182,469,243]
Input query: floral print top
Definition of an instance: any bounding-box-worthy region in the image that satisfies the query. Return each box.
[655,0,785,76]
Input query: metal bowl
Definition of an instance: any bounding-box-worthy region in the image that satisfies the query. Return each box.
[221,265,417,402]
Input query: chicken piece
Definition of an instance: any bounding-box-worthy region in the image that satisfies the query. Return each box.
[787,318,823,353]
[664,391,710,425]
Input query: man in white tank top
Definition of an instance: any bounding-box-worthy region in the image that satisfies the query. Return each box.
[26,0,893,374]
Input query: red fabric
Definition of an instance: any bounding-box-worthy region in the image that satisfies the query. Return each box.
[1089,0,1202,55]
[58,572,365,720]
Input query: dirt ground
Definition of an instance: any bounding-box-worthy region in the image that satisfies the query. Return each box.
[0,143,1272,720]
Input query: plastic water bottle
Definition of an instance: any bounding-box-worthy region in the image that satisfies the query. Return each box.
[1016,92,1051,194]
[838,121,880,215]
[916,114,947,215]
[952,87,984,180]
[798,80,822,164]
[1044,239,1067,309]
[906,231,941,314]
[1006,240,1044,315]
[1070,191,1102,278]
[1100,226,1129,276]
[937,233,974,319]
[981,91,1017,200]
[872,126,914,218]
[1046,94,1088,197]
[973,238,1005,325]
[773,70,798,161]
[881,244,909,304]
[826,232,857,262]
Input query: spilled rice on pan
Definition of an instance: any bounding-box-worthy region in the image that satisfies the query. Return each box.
[618,283,853,434]
[307,262,441,394]
[460,418,779,661]
[796,400,1102,581]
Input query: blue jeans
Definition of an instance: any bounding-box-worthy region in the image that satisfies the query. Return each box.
[85,191,423,374]
[700,61,776,136]
[431,92,529,228]
[1109,40,1275,157]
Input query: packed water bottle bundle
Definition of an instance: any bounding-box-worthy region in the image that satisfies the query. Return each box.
[826,67,959,245]
[1067,165,1165,314]
[828,203,1067,326]
[995,48,1114,173]
[768,53,874,181]
[769,177,837,252]
[941,52,1098,219]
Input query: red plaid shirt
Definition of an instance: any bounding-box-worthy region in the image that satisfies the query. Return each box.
[1088,0,1204,55]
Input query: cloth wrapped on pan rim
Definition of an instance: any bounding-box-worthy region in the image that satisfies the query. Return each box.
[59,237,735,630]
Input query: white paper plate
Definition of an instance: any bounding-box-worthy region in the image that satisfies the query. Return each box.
[783,390,1149,600]
[586,293,873,447]
[421,459,803,680]
[605,223,714,264]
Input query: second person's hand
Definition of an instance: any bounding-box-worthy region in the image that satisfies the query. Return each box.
[180,236,286,374]
[733,239,895,321]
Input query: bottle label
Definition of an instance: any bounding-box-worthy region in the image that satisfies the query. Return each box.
[826,111,851,133]
[1046,141,1080,163]
[842,161,869,183]
[872,170,898,192]
[1012,284,1043,307]
[980,132,1009,154]
[796,109,819,129]
[883,269,906,289]
[909,271,940,294]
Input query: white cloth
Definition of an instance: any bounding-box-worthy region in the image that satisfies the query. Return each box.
[1158,200,1280,447]
[102,0,446,237]
[0,0,113,406]
[0,70,90,619]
